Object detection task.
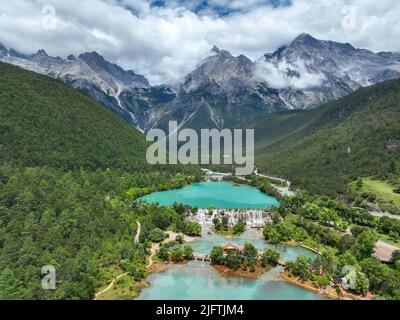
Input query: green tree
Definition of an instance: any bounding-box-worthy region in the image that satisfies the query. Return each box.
[0,268,25,300]
[170,246,183,262]
[319,249,336,274]
[263,224,282,243]
[351,230,377,259]
[338,234,356,253]
[130,263,145,281]
[260,248,280,267]
[232,221,246,235]
[360,257,400,298]
[175,234,184,244]
[225,252,241,270]
[289,255,312,280]
[184,221,202,236]
[392,250,400,263]
[148,228,166,242]
[183,245,193,259]
[355,271,370,295]
[221,216,229,230]
[213,218,222,231]
[395,260,400,272]
[337,251,359,272]
[210,246,224,265]
[157,247,170,261]
[151,210,171,230]
[243,242,258,265]
[356,178,363,190]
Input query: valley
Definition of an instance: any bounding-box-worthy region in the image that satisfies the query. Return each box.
[1,32,400,301]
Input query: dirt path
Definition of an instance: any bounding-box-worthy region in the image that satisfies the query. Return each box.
[135,221,141,243]
[94,272,129,300]
[95,228,199,298]
[95,220,142,300]
[368,210,400,220]
[146,245,158,268]
[145,231,198,268]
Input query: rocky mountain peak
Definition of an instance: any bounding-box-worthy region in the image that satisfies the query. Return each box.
[79,51,106,66]
[211,45,220,54]
[35,49,48,57]
[292,33,318,44]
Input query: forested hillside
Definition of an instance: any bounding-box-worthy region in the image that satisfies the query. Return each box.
[0,62,201,299]
[255,79,400,196]
[0,62,149,171]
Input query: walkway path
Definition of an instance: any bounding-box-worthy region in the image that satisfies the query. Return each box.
[95,220,142,299]
[94,272,129,300]
[368,210,400,220]
[135,221,141,243]
[146,245,158,268]
[146,231,198,268]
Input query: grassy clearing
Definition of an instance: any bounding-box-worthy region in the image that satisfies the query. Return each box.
[354,178,400,213]
[95,274,147,300]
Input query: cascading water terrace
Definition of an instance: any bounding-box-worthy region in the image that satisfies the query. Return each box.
[188,208,272,228]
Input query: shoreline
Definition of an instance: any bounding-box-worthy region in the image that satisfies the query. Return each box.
[95,233,199,300]
[132,170,378,301]
[134,233,324,299]
[281,271,370,300]
[212,264,271,279]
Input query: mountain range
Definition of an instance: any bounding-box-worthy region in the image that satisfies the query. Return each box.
[1,33,400,131]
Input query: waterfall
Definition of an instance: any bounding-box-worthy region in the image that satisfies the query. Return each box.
[189,208,272,228]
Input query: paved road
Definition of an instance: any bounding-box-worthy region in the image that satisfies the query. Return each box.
[254,167,295,197]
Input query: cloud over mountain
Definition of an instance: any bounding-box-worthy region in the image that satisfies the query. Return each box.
[0,0,399,84]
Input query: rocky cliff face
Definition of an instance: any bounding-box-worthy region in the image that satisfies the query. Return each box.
[1,33,400,131]
[126,34,400,131]
[137,46,283,131]
[0,44,149,126]
[259,33,400,109]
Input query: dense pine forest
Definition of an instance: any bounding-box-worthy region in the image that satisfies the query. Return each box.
[0,62,202,299]
[254,79,400,198]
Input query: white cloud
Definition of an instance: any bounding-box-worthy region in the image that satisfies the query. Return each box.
[255,59,326,89]
[0,0,399,84]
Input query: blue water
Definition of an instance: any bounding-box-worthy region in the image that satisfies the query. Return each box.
[191,233,316,262]
[136,181,324,300]
[137,261,325,300]
[138,181,280,209]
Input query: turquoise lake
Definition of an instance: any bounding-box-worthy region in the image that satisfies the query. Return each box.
[137,181,325,300]
[137,261,325,300]
[137,230,322,300]
[138,181,280,209]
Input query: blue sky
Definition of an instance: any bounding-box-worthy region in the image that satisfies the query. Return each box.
[0,0,399,84]
[148,0,292,16]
